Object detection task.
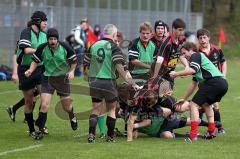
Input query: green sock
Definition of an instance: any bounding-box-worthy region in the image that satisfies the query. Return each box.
[98,115,105,134]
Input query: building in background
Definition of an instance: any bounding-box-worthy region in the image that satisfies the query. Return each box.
[0,0,203,66]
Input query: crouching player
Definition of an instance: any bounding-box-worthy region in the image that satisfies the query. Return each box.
[127,90,192,141]
[25,28,78,140]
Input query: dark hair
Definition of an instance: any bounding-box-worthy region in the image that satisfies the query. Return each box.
[180,42,198,52]
[154,20,165,31]
[47,28,59,40]
[31,11,47,25]
[172,18,186,29]
[197,28,210,38]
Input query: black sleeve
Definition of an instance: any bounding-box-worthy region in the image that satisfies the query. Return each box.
[112,44,127,69]
[19,28,31,49]
[189,53,201,72]
[218,48,225,63]
[32,43,48,63]
[60,42,77,62]
[83,46,91,67]
[158,36,171,57]
[128,39,139,61]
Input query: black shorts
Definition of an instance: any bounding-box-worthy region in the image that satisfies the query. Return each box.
[89,77,118,103]
[159,117,182,134]
[159,96,177,111]
[192,77,228,106]
[18,65,43,91]
[41,76,70,96]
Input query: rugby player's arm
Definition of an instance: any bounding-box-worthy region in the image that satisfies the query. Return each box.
[152,56,164,78]
[221,61,227,77]
[23,48,36,54]
[62,42,78,79]
[11,54,18,82]
[179,55,189,68]
[130,59,151,69]
[169,67,196,78]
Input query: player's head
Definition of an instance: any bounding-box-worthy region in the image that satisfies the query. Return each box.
[47,28,59,49]
[179,42,198,60]
[154,20,167,38]
[80,18,88,30]
[197,28,210,48]
[114,31,124,45]
[103,24,118,41]
[31,11,47,31]
[142,90,158,108]
[172,18,185,37]
[139,21,152,42]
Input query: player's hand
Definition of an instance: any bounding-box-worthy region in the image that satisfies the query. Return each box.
[163,90,173,98]
[175,99,185,105]
[131,83,141,91]
[11,73,18,83]
[169,71,178,78]
[67,71,75,80]
[24,69,32,77]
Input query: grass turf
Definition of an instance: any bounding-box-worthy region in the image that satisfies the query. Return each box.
[0,60,240,159]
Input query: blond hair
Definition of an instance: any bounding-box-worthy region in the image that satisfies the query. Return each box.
[139,21,152,33]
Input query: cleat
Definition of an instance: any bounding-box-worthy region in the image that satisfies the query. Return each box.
[70,117,78,131]
[6,106,15,122]
[218,128,226,134]
[184,136,197,143]
[203,131,217,140]
[106,136,116,143]
[99,133,106,139]
[29,131,44,140]
[88,134,96,143]
[42,126,49,135]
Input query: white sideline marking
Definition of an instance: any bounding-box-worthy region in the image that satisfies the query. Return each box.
[0,144,43,156]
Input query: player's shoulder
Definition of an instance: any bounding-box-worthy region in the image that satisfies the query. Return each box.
[210,44,222,51]
[20,27,31,35]
[178,35,186,42]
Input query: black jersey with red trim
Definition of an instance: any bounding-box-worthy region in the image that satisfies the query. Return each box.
[150,34,164,48]
[199,44,225,72]
[158,33,186,71]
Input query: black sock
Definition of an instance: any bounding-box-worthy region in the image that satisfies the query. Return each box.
[25,112,35,133]
[124,123,127,132]
[199,108,204,119]
[199,119,209,127]
[89,114,98,135]
[106,116,116,138]
[32,101,36,111]
[35,112,47,131]
[214,109,221,122]
[12,98,25,113]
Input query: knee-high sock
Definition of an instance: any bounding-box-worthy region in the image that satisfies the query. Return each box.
[89,114,98,135]
[190,121,198,139]
[25,112,35,133]
[106,116,116,138]
[98,115,105,134]
[12,98,25,113]
[35,112,47,130]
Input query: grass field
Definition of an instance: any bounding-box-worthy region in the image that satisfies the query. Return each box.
[0,60,240,159]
